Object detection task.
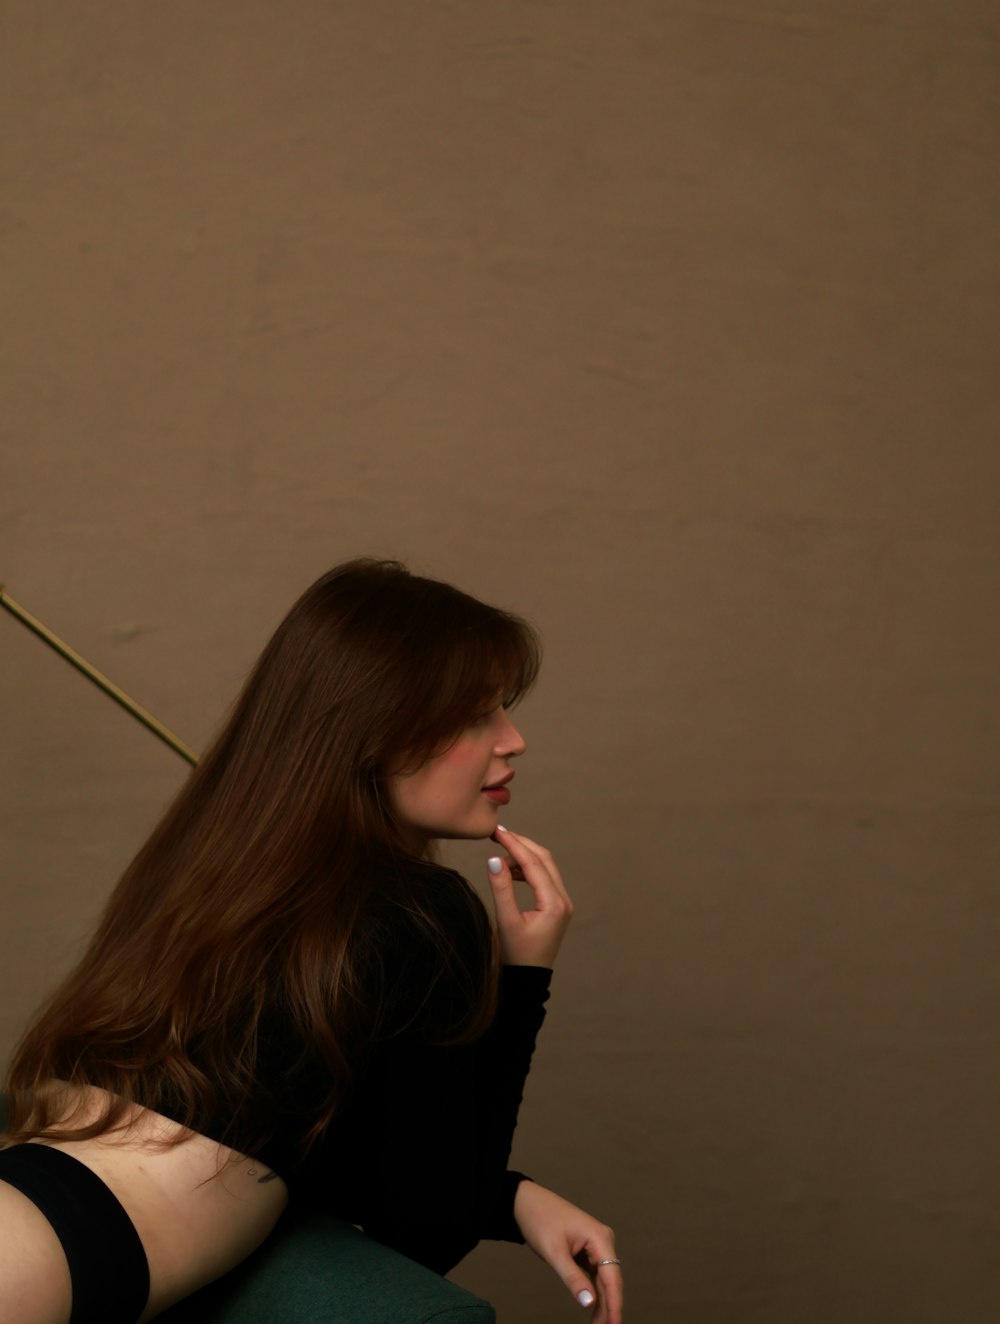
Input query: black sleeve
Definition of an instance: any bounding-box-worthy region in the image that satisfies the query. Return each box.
[469,964,553,1242]
[293,960,552,1275]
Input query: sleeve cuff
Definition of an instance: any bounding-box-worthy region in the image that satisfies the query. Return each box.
[482,1169,531,1243]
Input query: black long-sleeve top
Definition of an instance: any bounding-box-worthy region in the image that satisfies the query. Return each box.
[165,866,552,1275]
[286,961,551,1273]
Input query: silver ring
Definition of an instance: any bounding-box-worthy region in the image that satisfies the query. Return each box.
[596,1258,622,1267]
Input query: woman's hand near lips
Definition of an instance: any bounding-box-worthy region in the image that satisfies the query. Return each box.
[486,826,573,967]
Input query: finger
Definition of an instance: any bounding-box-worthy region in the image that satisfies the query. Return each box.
[490,835,526,880]
[496,826,572,905]
[584,1241,622,1324]
[594,1263,624,1324]
[494,827,565,909]
[485,855,522,929]
[549,1255,598,1313]
[574,1232,622,1324]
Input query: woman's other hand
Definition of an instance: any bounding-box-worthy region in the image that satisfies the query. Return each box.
[513,1180,623,1324]
[486,826,573,967]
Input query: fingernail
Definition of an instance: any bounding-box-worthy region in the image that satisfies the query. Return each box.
[576,1290,595,1307]
[496,823,509,833]
[487,856,503,875]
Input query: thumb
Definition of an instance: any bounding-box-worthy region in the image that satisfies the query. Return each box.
[532,1240,597,1311]
[553,1258,597,1310]
[486,855,521,929]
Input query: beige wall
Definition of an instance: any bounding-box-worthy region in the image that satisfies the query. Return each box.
[3,3,999,1319]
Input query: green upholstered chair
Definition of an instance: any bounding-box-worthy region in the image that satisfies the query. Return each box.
[0,1097,496,1323]
[158,1209,496,1323]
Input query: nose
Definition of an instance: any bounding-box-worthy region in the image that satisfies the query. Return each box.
[495,711,527,758]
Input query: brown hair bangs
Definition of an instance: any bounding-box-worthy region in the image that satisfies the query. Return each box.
[380,582,542,775]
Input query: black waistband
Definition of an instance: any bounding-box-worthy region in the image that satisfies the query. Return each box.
[0,1143,150,1324]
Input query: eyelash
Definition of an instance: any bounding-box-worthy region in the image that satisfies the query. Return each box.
[470,702,510,726]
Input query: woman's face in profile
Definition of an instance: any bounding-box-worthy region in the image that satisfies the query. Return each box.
[388,707,526,844]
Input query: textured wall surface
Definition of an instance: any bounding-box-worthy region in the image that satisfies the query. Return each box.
[2,2,999,1320]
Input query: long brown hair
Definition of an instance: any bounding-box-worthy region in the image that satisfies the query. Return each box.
[2,559,541,1162]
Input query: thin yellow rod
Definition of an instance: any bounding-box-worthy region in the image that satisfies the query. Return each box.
[1,586,199,766]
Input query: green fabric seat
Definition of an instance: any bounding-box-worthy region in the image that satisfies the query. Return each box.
[0,1097,495,1323]
[158,1208,495,1323]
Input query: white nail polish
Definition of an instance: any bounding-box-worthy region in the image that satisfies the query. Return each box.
[496,823,509,832]
[576,1289,595,1307]
[487,857,503,875]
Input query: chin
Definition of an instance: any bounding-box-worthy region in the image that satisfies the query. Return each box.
[432,817,498,841]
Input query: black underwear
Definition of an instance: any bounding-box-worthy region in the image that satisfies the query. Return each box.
[0,1142,150,1324]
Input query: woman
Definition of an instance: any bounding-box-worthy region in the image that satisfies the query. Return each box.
[0,558,623,1323]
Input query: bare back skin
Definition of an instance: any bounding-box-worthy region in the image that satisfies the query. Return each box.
[0,1084,289,1324]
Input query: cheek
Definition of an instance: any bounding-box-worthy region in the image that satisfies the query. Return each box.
[392,733,491,814]
[426,745,490,809]
[436,752,482,799]
[434,736,484,774]
[395,748,473,807]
